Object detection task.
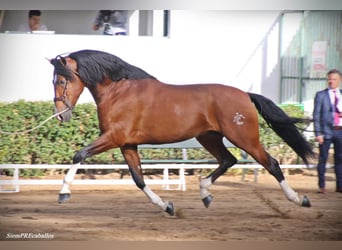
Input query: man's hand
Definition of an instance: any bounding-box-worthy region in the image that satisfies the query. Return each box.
[31,23,40,31]
[316,135,324,145]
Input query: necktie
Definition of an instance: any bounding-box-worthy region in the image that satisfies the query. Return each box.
[333,90,340,125]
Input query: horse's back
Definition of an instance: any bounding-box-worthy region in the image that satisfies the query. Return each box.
[158,81,253,111]
[139,80,253,117]
[153,80,256,129]
[106,79,256,145]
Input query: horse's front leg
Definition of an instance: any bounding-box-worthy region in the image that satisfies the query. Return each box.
[121,145,175,216]
[58,133,116,203]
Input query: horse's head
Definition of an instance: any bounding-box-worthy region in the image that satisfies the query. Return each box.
[49,56,84,122]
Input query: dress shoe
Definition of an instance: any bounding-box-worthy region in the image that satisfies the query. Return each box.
[318,188,326,194]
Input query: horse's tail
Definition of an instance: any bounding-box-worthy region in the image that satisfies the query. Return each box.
[248,93,315,165]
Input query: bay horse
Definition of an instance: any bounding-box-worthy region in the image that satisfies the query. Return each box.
[50,49,314,216]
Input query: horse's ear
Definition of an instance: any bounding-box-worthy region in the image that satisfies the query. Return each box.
[45,57,53,64]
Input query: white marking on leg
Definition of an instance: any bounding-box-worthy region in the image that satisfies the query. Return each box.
[279,180,301,205]
[143,186,167,211]
[60,163,80,194]
[200,177,212,199]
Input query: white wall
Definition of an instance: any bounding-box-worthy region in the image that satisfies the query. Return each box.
[0,11,280,103]
[0,34,172,103]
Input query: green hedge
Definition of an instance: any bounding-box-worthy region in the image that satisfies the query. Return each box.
[0,100,310,168]
[0,101,104,164]
[0,101,235,165]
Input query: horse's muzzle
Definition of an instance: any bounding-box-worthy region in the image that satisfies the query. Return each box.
[55,108,73,122]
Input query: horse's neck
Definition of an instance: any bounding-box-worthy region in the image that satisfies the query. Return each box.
[88,78,161,105]
[85,78,112,104]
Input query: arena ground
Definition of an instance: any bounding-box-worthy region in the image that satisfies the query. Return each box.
[0,169,341,241]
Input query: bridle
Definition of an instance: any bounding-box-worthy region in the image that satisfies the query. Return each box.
[52,56,80,110]
[53,79,73,110]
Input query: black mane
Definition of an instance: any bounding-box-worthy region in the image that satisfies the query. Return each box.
[68,50,156,87]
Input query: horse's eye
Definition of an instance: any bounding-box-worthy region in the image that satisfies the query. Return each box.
[54,79,66,86]
[58,80,67,85]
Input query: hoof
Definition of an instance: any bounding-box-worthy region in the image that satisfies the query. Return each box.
[58,193,71,203]
[165,201,174,216]
[202,194,213,208]
[301,195,311,207]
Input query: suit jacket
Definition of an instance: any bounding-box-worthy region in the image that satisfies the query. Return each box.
[313,88,342,139]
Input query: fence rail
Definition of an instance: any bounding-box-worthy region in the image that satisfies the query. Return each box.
[0,163,318,193]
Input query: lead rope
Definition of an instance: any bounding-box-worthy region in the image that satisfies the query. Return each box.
[0,108,70,135]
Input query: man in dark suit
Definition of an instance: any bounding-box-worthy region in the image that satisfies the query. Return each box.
[313,69,342,193]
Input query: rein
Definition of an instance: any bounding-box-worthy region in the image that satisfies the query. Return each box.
[1,57,78,136]
[0,108,70,135]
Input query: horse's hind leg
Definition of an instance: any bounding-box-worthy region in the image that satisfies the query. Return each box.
[238,142,311,207]
[270,155,310,207]
[120,145,175,216]
[196,132,237,208]
[220,105,311,207]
